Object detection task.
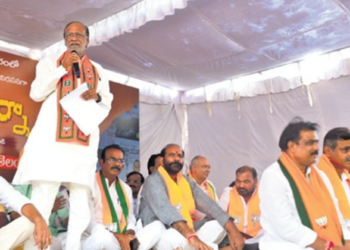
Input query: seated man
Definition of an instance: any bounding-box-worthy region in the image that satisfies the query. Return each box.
[135,153,163,218]
[188,155,218,222]
[259,118,350,250]
[82,144,164,250]
[0,176,51,249]
[219,166,261,249]
[9,185,69,250]
[126,171,144,217]
[317,127,350,228]
[139,144,244,250]
[147,154,163,175]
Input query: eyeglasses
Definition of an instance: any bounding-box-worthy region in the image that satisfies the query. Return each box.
[64,32,86,39]
[106,157,125,165]
[126,180,141,184]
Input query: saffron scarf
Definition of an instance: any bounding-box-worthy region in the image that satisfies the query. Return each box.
[279,152,343,245]
[228,186,261,237]
[159,166,196,229]
[317,154,350,228]
[56,51,99,146]
[96,171,129,233]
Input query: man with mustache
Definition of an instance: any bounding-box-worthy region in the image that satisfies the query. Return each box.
[13,21,113,250]
[188,155,218,222]
[317,127,350,231]
[259,117,350,250]
[139,144,244,250]
[218,166,261,249]
[126,171,144,216]
[82,144,164,250]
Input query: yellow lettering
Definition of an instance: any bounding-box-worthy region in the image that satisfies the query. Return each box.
[0,99,15,122]
[12,115,30,137]
[13,102,23,116]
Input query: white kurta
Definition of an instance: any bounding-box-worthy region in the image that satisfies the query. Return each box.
[259,161,350,250]
[341,173,350,207]
[13,54,113,189]
[87,177,136,234]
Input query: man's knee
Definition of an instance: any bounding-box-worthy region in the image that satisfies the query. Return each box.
[144,221,166,235]
[157,228,187,250]
[89,229,120,250]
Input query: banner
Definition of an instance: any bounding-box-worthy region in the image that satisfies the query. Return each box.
[0,51,139,182]
[0,51,41,181]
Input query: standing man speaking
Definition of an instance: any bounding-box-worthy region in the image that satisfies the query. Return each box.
[13,21,113,250]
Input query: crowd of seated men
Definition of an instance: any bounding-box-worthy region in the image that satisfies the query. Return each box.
[2,118,350,250]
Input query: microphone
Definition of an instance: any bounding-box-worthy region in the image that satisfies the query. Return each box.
[71,50,80,79]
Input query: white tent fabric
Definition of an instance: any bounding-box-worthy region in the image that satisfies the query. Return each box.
[139,103,184,178]
[2,0,350,104]
[186,75,350,193]
[2,0,350,192]
[42,0,188,57]
[182,48,350,104]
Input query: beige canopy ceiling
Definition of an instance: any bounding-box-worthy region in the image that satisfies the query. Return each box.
[1,0,350,91]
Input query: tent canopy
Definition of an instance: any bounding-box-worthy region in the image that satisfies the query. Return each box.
[2,0,350,93]
[2,0,350,191]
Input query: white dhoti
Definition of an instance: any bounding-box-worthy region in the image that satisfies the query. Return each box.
[51,232,68,250]
[82,221,166,250]
[23,181,91,250]
[0,216,34,250]
[155,220,226,250]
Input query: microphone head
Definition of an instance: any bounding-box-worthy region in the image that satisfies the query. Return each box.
[71,50,78,55]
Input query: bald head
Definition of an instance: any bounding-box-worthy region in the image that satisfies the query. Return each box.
[190,155,211,185]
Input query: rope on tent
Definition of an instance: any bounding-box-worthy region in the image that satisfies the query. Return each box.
[307,85,313,107]
[297,62,306,95]
[264,79,274,114]
[231,79,241,119]
[233,92,241,120]
[203,87,212,117]
[297,62,313,107]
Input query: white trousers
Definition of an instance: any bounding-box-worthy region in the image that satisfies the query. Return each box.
[81,221,166,250]
[155,220,226,250]
[0,216,34,250]
[24,181,91,250]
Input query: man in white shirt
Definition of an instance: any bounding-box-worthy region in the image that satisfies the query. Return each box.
[219,166,261,248]
[82,144,164,250]
[13,21,113,250]
[318,127,350,230]
[188,155,218,222]
[259,117,350,250]
[0,176,51,249]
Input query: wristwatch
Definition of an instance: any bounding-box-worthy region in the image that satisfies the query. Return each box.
[96,93,102,103]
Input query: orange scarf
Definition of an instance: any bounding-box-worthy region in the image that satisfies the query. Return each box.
[280,152,343,244]
[317,154,350,227]
[228,186,261,237]
[56,51,99,146]
[96,171,129,233]
[158,166,196,229]
[188,172,216,201]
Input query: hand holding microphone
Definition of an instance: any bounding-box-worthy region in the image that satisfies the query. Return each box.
[62,50,80,72]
